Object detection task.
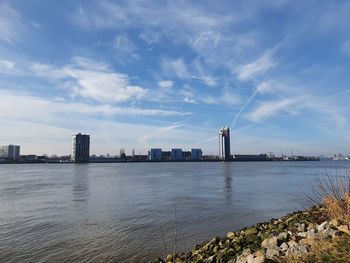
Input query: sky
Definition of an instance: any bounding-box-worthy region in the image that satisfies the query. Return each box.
[1,0,350,156]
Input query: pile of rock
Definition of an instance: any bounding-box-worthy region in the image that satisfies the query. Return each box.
[153,206,350,263]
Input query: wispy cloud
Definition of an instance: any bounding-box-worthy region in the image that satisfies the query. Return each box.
[236,49,277,81]
[114,34,139,63]
[246,96,305,122]
[0,3,25,44]
[0,90,190,120]
[15,57,148,103]
[161,57,190,79]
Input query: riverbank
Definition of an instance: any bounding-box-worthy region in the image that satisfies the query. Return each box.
[153,205,350,263]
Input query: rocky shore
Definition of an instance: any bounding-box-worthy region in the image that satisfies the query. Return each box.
[153,206,350,263]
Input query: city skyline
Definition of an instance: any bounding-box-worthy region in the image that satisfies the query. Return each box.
[1,1,350,156]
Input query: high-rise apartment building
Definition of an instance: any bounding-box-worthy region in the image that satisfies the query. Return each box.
[219,126,231,161]
[171,148,183,160]
[191,149,203,160]
[0,145,20,160]
[149,148,162,161]
[71,133,90,163]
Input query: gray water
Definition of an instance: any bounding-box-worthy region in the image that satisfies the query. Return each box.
[1,161,349,262]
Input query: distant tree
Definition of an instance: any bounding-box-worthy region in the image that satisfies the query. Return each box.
[120,148,125,156]
[120,152,127,160]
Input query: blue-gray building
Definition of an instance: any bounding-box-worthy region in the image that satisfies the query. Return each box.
[191,149,202,160]
[149,148,162,161]
[0,145,20,160]
[171,148,183,160]
[71,133,90,163]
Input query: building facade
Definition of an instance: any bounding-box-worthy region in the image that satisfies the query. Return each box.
[171,148,183,160]
[219,126,231,161]
[71,133,90,163]
[0,145,20,160]
[191,148,203,160]
[149,148,162,161]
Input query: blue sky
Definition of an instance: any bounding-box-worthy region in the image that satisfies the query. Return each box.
[1,0,350,156]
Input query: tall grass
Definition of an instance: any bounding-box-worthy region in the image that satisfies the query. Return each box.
[305,169,350,223]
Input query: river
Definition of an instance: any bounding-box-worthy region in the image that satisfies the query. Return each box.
[0,161,349,262]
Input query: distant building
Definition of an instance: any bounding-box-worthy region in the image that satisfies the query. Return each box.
[171,148,183,160]
[191,149,203,160]
[0,145,20,160]
[162,151,171,161]
[71,133,90,163]
[219,126,231,161]
[149,148,162,161]
[183,151,191,160]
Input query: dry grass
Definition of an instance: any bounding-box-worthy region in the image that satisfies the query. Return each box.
[304,170,350,223]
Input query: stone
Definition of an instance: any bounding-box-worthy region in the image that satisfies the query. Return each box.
[261,236,278,249]
[244,227,258,236]
[249,251,265,263]
[265,248,280,259]
[278,232,288,241]
[297,223,306,232]
[297,231,308,238]
[330,219,340,227]
[338,225,350,235]
[307,229,316,239]
[205,255,215,263]
[280,242,289,251]
[287,240,297,247]
[236,249,252,263]
[166,255,173,262]
[287,243,308,256]
[316,221,328,232]
[227,231,236,239]
[307,223,315,231]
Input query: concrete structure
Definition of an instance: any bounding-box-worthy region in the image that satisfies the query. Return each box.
[149,148,162,161]
[71,133,90,163]
[0,145,20,160]
[219,126,231,161]
[191,148,203,160]
[171,148,183,160]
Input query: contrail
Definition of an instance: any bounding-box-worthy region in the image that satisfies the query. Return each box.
[230,88,259,129]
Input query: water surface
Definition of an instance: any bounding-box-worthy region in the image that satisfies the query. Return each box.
[0,161,349,262]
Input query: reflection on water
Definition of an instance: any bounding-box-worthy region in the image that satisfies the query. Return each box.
[72,164,89,203]
[223,163,233,203]
[0,161,350,262]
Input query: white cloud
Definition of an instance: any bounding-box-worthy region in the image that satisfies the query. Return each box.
[180,85,240,106]
[0,59,16,74]
[158,80,173,89]
[0,4,24,43]
[247,97,305,122]
[192,57,217,86]
[161,57,190,79]
[0,90,190,121]
[236,50,277,81]
[114,34,139,62]
[29,57,148,103]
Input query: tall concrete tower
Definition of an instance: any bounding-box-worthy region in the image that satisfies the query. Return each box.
[71,133,90,163]
[219,126,231,161]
